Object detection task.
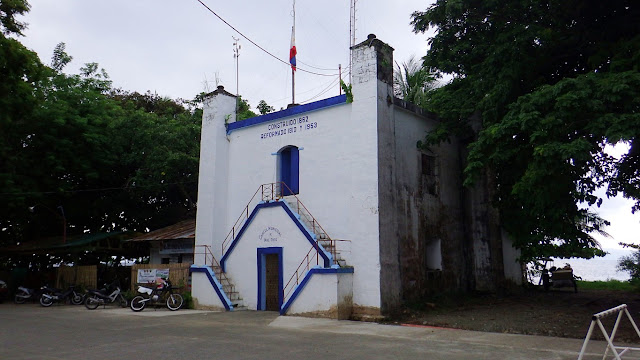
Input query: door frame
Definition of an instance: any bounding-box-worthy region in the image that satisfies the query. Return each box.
[279,146,299,195]
[257,247,283,311]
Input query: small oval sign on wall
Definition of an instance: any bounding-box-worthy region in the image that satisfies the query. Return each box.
[259,226,282,243]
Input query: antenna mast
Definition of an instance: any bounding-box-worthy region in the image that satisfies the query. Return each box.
[349,0,357,84]
[232,37,240,97]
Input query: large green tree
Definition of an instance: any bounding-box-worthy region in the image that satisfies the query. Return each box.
[0,1,201,267]
[412,0,640,262]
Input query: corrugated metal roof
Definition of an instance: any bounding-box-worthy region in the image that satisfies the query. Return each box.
[128,219,196,242]
[0,232,125,252]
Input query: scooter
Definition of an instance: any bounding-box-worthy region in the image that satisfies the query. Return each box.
[40,285,84,306]
[14,285,45,304]
[84,280,128,310]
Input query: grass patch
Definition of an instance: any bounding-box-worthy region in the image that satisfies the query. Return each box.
[577,279,635,291]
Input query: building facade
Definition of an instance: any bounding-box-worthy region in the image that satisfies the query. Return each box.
[191,35,522,318]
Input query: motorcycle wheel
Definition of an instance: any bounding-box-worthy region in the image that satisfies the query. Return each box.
[166,293,183,311]
[40,295,53,307]
[84,295,100,310]
[130,295,146,312]
[118,294,128,308]
[71,293,84,305]
[14,293,27,304]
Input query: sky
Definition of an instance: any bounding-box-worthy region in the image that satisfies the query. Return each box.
[18,0,433,110]
[16,0,640,251]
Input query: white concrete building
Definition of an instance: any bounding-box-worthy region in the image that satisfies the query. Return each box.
[191,35,522,319]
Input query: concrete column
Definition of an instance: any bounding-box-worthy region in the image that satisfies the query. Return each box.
[351,34,401,315]
[195,86,236,264]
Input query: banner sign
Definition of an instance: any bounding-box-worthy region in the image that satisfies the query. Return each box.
[137,268,170,283]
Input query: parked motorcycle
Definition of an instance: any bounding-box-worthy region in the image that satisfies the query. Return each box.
[0,280,8,303]
[84,280,127,310]
[40,285,84,307]
[14,285,45,304]
[130,279,183,312]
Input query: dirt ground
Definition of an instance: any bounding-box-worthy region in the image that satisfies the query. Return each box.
[394,287,640,343]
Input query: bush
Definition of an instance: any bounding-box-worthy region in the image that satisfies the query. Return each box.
[181,292,193,309]
[618,251,640,280]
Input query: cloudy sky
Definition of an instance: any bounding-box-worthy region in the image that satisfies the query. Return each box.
[18,0,433,109]
[16,0,640,251]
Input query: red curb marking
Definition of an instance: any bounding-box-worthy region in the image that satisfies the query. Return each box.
[401,324,454,330]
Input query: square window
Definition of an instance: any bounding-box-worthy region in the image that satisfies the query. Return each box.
[422,153,435,176]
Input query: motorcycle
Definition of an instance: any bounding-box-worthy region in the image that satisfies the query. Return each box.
[84,280,128,310]
[40,285,84,307]
[14,285,45,304]
[130,279,183,312]
[0,280,8,303]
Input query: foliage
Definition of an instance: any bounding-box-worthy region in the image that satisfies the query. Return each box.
[340,80,353,103]
[0,19,202,268]
[618,250,640,281]
[393,55,436,108]
[181,291,194,309]
[121,289,136,301]
[236,97,256,121]
[256,100,274,115]
[0,0,30,35]
[411,0,640,262]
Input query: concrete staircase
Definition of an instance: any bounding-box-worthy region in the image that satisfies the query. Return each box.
[211,264,246,310]
[283,197,347,267]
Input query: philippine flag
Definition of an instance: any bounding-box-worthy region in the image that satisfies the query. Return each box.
[289,25,297,72]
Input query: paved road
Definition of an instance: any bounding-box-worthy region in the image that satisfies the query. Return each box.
[0,303,625,359]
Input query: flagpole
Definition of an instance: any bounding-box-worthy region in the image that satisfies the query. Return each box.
[291,0,296,105]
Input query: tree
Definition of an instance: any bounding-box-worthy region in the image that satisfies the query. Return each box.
[236,97,256,121]
[393,55,436,108]
[0,0,30,35]
[411,0,640,262]
[618,243,640,282]
[257,100,274,115]
[0,42,201,264]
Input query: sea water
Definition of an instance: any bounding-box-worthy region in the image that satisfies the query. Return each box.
[528,248,635,283]
[549,248,633,282]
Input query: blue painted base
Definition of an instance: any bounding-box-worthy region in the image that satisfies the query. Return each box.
[280,267,354,315]
[190,265,233,311]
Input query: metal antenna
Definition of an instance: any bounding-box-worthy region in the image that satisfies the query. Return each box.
[232,37,241,97]
[349,0,357,84]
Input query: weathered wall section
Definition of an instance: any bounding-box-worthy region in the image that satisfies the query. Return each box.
[390,104,467,301]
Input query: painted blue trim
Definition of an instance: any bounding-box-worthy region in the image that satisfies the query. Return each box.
[220,200,331,271]
[227,94,347,134]
[190,265,233,311]
[280,267,354,315]
[280,146,299,195]
[256,247,283,311]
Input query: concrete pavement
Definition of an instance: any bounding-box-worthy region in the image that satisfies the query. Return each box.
[0,303,632,359]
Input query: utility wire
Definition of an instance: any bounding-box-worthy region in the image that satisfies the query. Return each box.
[0,181,198,197]
[297,58,339,71]
[196,0,339,77]
[299,74,344,104]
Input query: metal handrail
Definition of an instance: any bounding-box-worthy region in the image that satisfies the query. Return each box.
[274,182,337,262]
[282,242,320,303]
[194,244,223,269]
[221,186,263,255]
[216,182,344,308]
[220,182,338,262]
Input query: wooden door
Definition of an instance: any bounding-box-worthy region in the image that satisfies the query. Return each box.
[265,253,279,311]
